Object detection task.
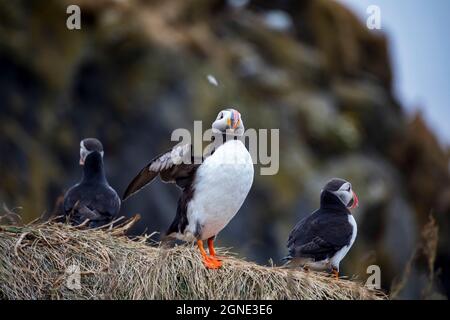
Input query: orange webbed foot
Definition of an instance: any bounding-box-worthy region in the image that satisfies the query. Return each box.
[332,268,339,279]
[207,237,224,262]
[209,256,223,268]
[202,255,221,269]
[210,255,224,262]
[198,239,223,269]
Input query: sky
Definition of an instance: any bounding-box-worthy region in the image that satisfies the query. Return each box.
[336,0,450,147]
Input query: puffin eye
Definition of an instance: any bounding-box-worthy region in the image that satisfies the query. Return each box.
[218,113,224,120]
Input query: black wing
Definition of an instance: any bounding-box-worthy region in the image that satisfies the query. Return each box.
[122,143,209,201]
[287,210,353,261]
[63,184,121,227]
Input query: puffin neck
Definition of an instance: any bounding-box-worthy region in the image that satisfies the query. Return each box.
[212,133,239,144]
[320,190,350,213]
[82,151,107,183]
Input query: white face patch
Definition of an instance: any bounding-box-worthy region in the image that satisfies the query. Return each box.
[80,141,88,165]
[332,182,353,207]
[212,110,232,133]
[211,109,244,136]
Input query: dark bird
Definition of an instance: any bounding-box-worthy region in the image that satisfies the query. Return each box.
[123,108,254,269]
[63,138,121,228]
[285,178,359,278]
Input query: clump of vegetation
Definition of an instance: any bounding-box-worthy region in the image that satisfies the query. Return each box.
[0,218,384,300]
[390,215,441,299]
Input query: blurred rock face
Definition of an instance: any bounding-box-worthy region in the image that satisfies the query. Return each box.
[0,0,448,298]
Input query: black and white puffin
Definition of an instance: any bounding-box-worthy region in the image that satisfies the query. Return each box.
[63,138,121,228]
[285,178,359,278]
[123,108,254,269]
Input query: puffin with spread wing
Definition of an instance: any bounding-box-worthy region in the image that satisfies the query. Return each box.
[123,108,254,269]
[285,178,359,278]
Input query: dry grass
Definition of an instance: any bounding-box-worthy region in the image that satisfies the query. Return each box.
[0,218,385,300]
[390,215,440,299]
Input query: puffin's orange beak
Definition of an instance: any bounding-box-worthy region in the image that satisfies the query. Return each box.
[350,191,359,209]
[232,118,240,129]
[231,110,240,129]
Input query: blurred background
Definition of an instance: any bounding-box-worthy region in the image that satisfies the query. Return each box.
[0,0,449,299]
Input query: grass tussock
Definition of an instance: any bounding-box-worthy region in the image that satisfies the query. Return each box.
[0,218,385,300]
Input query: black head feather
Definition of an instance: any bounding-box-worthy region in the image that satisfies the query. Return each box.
[81,138,103,153]
[323,178,347,192]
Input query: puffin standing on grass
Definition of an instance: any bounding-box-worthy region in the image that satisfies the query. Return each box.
[63,138,121,228]
[123,108,254,269]
[285,178,359,278]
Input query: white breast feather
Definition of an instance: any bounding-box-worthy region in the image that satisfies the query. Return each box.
[330,214,357,270]
[182,140,254,241]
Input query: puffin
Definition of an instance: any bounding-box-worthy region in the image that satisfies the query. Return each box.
[285,178,359,278]
[123,108,254,269]
[63,138,121,228]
